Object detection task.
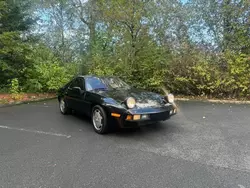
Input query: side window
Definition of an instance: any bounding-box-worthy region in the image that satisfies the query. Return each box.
[70,78,85,90]
[78,78,85,90]
[69,79,77,88]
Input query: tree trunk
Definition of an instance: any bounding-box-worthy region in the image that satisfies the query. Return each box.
[88,19,96,65]
[222,0,232,51]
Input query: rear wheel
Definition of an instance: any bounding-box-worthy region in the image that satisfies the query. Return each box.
[92,105,109,134]
[59,98,71,115]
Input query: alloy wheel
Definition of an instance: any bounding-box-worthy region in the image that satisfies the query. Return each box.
[92,109,103,131]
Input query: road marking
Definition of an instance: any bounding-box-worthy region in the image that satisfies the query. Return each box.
[0,125,71,138]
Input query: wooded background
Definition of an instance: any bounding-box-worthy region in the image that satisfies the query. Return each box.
[0,0,250,98]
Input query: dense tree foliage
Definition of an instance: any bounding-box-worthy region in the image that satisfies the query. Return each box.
[0,0,76,92]
[1,0,250,98]
[0,0,32,87]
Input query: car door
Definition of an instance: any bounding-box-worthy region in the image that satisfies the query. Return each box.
[78,77,93,115]
[66,78,85,112]
[64,79,76,109]
[75,77,89,114]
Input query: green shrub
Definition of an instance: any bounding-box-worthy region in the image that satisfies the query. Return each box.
[33,62,76,92]
[9,78,24,100]
[223,51,250,97]
[0,86,10,93]
[10,78,20,94]
[164,49,250,98]
[23,44,78,92]
[24,79,43,93]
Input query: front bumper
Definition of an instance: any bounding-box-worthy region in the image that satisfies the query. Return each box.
[113,103,177,128]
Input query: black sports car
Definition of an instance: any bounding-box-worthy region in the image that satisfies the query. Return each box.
[57,75,177,134]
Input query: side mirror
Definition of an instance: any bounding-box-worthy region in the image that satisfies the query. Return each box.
[72,87,84,95]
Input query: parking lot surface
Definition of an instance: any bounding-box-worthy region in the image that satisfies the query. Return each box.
[0,100,249,188]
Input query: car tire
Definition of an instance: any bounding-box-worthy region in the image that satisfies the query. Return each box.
[59,98,71,115]
[92,105,109,134]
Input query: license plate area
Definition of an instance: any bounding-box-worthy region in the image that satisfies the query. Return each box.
[150,111,170,121]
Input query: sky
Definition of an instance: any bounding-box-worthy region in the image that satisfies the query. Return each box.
[181,0,188,4]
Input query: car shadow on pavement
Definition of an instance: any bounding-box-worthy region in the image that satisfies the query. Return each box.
[110,121,182,137]
[69,111,181,137]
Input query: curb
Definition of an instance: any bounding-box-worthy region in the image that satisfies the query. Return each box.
[175,98,250,104]
[0,97,57,108]
[1,96,250,107]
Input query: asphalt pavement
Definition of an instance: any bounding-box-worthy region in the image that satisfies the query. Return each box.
[0,100,250,188]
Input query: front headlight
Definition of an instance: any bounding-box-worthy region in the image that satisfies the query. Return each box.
[167,93,175,103]
[126,97,136,109]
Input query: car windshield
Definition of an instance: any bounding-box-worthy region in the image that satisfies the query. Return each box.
[85,77,130,91]
[102,77,131,90]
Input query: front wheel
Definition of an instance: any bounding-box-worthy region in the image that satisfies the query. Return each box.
[92,105,109,134]
[59,98,71,115]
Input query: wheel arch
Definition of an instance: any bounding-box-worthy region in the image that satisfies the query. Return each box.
[91,102,110,115]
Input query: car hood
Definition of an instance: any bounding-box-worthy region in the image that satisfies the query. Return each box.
[93,88,165,108]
